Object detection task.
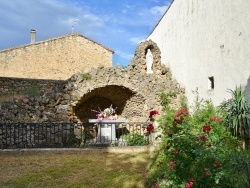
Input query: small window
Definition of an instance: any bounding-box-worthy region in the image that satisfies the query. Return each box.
[208,77,214,90]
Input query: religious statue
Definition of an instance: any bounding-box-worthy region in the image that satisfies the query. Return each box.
[146,49,154,73]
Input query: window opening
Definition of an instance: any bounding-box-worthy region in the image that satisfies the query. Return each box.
[208,77,214,90]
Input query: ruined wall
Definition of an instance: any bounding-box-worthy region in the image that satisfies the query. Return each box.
[0,77,66,97]
[0,33,113,80]
[0,40,185,123]
[0,77,66,122]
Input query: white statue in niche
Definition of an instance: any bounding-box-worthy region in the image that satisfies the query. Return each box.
[146,49,154,73]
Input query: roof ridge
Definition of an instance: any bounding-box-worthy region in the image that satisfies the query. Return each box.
[0,33,114,53]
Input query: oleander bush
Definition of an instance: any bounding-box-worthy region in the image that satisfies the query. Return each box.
[148,90,250,188]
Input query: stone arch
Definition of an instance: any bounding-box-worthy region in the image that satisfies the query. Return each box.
[145,45,155,55]
[53,39,184,124]
[73,85,143,122]
[129,39,161,74]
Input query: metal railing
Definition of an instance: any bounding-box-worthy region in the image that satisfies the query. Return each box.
[0,122,151,149]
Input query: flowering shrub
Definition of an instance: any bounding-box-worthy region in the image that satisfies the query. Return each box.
[146,109,159,134]
[121,110,159,146]
[185,178,195,188]
[202,125,211,132]
[146,124,154,133]
[148,98,250,187]
[209,116,222,123]
[173,108,189,125]
[175,108,189,117]
[149,110,160,121]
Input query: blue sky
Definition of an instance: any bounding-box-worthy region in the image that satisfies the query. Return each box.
[0,0,172,67]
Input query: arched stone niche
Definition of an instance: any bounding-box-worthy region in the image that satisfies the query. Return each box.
[129,39,162,74]
[72,85,146,122]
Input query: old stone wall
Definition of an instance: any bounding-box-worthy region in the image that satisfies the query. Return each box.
[0,77,66,122]
[0,77,66,97]
[0,40,185,124]
[0,41,184,123]
[0,33,113,80]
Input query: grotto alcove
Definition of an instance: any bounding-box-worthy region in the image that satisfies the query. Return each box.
[73,85,136,122]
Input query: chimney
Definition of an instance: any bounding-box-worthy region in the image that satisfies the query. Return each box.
[30,29,36,43]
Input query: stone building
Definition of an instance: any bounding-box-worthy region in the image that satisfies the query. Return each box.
[0,32,113,80]
[148,0,250,106]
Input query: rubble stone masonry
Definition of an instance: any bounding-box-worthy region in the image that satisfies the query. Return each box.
[0,40,185,123]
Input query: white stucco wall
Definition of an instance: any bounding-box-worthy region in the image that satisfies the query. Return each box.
[148,0,250,106]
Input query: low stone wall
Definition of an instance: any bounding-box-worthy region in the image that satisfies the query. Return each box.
[0,76,66,96]
[0,77,66,122]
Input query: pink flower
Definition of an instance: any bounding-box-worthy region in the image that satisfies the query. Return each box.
[173,150,179,155]
[209,116,222,123]
[209,117,215,121]
[185,178,195,188]
[169,160,175,170]
[185,182,193,188]
[188,178,196,183]
[176,108,189,117]
[173,108,189,124]
[153,184,160,188]
[149,110,159,118]
[214,161,222,168]
[204,169,210,175]
[199,135,208,141]
[147,124,154,133]
[174,117,184,124]
[203,125,212,133]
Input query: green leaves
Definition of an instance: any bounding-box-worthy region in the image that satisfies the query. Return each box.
[221,86,250,146]
[149,94,250,187]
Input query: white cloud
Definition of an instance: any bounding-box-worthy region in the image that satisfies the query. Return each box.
[115,50,133,60]
[136,3,170,28]
[129,37,146,45]
[0,0,111,52]
[150,5,168,16]
[122,1,133,13]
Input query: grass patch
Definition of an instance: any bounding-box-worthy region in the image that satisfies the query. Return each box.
[81,73,91,80]
[0,149,152,188]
